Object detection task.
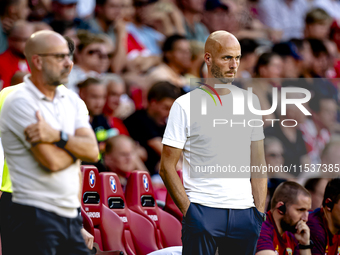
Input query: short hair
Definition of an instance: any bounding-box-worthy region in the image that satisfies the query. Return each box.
[0,0,20,16]
[305,8,331,25]
[64,36,75,55]
[304,178,323,193]
[77,30,106,53]
[239,38,258,59]
[77,77,102,89]
[289,38,305,52]
[307,38,328,57]
[254,52,280,76]
[147,81,181,102]
[105,135,134,154]
[101,73,124,86]
[322,179,340,207]
[271,181,311,210]
[308,93,334,113]
[96,0,107,5]
[162,34,187,63]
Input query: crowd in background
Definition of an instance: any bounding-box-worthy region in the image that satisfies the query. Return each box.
[1,0,340,211]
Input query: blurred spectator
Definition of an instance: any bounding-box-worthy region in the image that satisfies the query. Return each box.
[304,8,332,40]
[246,52,283,125]
[0,20,34,89]
[177,0,209,42]
[89,0,127,73]
[0,0,30,54]
[78,78,124,150]
[305,178,329,210]
[300,94,337,164]
[104,135,147,186]
[102,73,135,120]
[264,136,296,179]
[265,92,310,175]
[124,81,181,175]
[50,20,79,47]
[185,40,205,81]
[290,38,314,79]
[272,42,303,78]
[308,38,331,78]
[257,0,309,41]
[202,0,230,33]
[313,0,340,20]
[321,139,340,178]
[147,34,191,90]
[66,30,108,92]
[236,38,258,79]
[28,0,51,21]
[44,0,90,30]
[126,0,165,56]
[122,0,134,22]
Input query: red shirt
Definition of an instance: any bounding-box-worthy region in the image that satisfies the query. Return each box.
[256,211,299,255]
[0,49,29,89]
[307,208,340,255]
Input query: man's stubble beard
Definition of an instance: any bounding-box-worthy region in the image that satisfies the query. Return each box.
[211,62,235,84]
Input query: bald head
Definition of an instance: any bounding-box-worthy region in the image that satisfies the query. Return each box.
[204,31,241,82]
[205,31,240,57]
[9,20,34,37]
[24,30,73,86]
[24,30,68,66]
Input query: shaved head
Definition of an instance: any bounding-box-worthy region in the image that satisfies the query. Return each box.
[24,30,73,86]
[204,31,241,83]
[24,30,68,66]
[205,31,240,58]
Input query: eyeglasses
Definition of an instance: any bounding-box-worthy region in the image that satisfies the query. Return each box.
[86,49,113,59]
[37,53,73,62]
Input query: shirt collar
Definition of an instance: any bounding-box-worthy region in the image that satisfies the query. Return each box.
[24,74,66,101]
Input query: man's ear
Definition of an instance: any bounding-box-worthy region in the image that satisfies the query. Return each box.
[276,201,286,215]
[32,55,43,71]
[204,52,212,66]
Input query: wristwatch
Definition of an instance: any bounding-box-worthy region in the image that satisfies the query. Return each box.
[55,131,68,148]
[298,240,314,250]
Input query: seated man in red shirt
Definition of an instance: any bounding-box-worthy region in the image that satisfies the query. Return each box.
[307,178,340,255]
[256,181,312,255]
[0,20,33,89]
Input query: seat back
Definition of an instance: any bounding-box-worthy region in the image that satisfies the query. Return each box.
[163,170,183,222]
[81,166,126,253]
[100,172,159,255]
[125,171,182,248]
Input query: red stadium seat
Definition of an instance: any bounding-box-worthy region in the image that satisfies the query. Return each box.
[125,171,182,249]
[81,166,126,253]
[163,170,183,222]
[100,172,160,255]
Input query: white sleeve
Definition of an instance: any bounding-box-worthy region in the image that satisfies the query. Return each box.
[162,101,188,149]
[0,97,38,149]
[250,95,265,141]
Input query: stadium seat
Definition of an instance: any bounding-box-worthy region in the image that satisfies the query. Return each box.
[99,172,160,255]
[125,171,182,248]
[81,165,126,253]
[163,170,183,222]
